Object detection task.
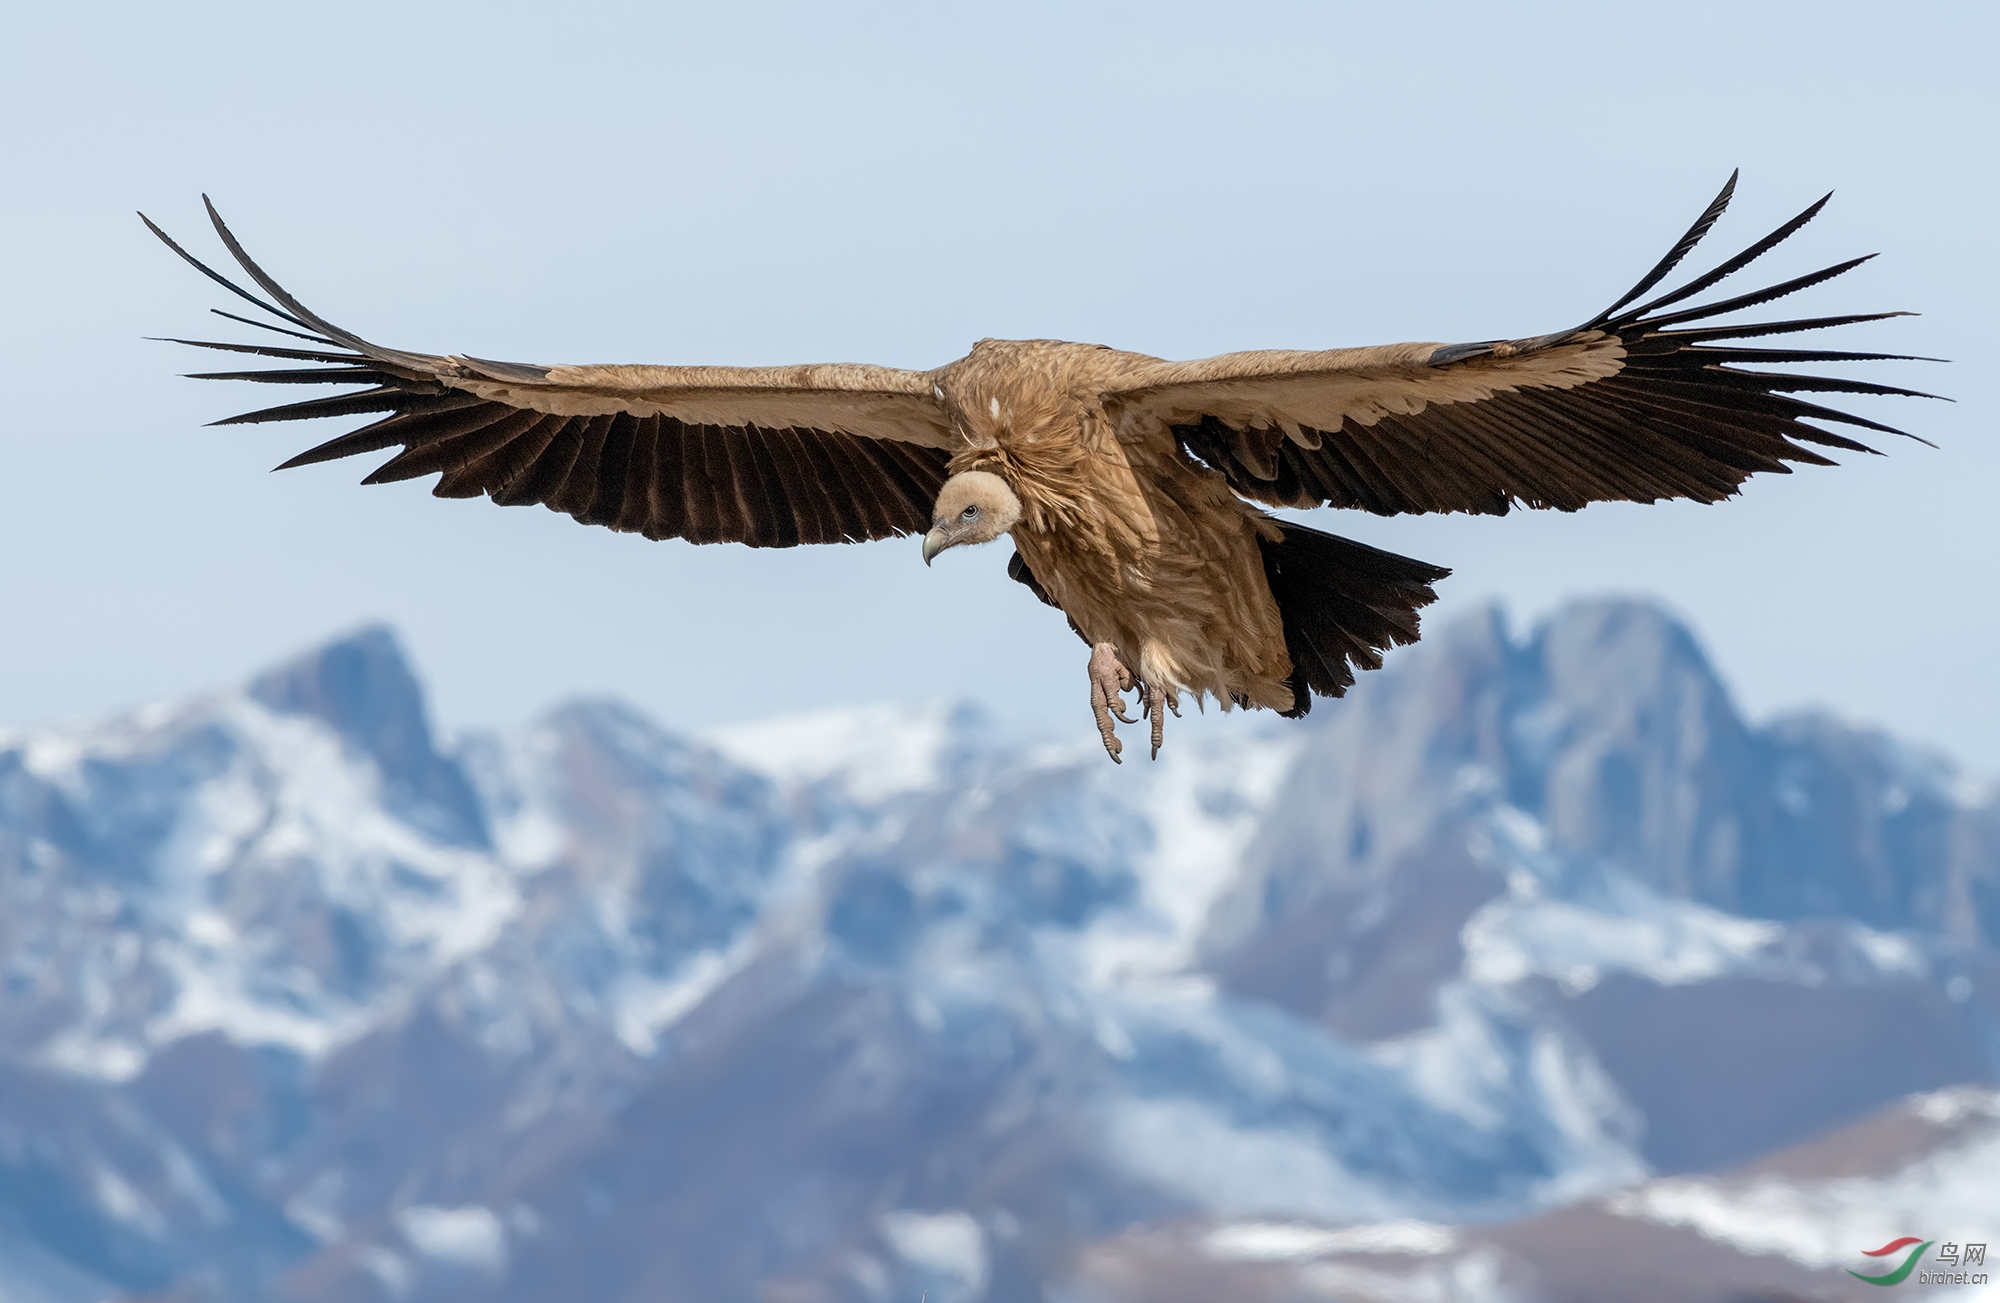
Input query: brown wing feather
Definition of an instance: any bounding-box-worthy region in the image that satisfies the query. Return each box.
[149,205,956,547]
[1103,180,1940,516]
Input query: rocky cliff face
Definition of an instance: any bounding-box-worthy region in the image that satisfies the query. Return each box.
[1211,602,1997,958]
[0,602,1993,1303]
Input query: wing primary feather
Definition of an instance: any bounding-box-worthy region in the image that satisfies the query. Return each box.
[782,427,870,542]
[730,426,800,547]
[759,426,837,544]
[1291,429,1387,513]
[1380,403,1546,510]
[581,413,638,527]
[1618,193,1832,322]
[1638,255,1878,330]
[1506,388,1738,502]
[1270,444,1334,508]
[1579,383,1849,462]
[880,439,955,507]
[715,425,763,543]
[1676,345,1944,365]
[1650,311,1915,344]
[548,415,613,519]
[454,416,561,501]
[152,338,359,364]
[197,198,443,375]
[723,426,792,546]
[711,427,765,544]
[820,435,900,535]
[1587,382,1881,457]
[1321,421,1431,514]
[277,422,409,471]
[369,407,540,483]
[206,308,340,346]
[1373,410,1523,510]
[1348,414,1477,513]
[1614,375,1918,441]
[1288,436,1374,510]
[1688,368,1943,402]
[211,387,408,426]
[1583,170,1738,328]
[872,435,948,494]
[1563,380,1805,467]
[495,416,587,507]
[712,425,756,543]
[1458,396,1631,508]
[610,414,660,533]
[187,366,385,385]
[429,471,488,500]
[199,198,367,349]
[1552,394,1762,495]
[138,211,316,330]
[677,426,726,544]
[641,419,691,541]
[360,404,520,480]
[850,437,942,527]
[274,396,496,469]
[1489,392,1660,507]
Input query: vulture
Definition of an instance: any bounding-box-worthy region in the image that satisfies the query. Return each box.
[146,175,1935,762]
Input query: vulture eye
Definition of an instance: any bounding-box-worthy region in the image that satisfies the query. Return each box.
[962,505,979,520]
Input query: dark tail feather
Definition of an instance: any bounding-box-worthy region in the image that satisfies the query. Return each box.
[1258,519,1449,717]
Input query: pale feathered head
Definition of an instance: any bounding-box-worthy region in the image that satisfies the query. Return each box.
[922,471,1021,565]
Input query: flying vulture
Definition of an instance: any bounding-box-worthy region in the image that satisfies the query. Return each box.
[146,175,1935,762]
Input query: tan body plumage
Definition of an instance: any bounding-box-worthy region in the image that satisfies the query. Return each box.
[936,339,1294,716]
[146,175,1935,761]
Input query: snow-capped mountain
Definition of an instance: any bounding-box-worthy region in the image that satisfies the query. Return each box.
[1083,1085,2000,1303]
[0,601,1993,1302]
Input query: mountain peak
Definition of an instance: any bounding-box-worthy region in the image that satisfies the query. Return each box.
[247,625,487,847]
[1531,597,1737,724]
[248,624,417,749]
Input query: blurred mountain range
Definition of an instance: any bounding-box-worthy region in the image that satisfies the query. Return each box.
[1,600,1994,1303]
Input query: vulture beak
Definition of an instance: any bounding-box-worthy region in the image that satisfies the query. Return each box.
[921,527,949,567]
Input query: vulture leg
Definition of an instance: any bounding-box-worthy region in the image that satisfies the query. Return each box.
[1088,642,1137,763]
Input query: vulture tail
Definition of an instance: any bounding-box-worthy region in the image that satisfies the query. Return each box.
[1258,519,1450,717]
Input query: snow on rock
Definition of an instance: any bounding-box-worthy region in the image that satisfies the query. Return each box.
[705,699,989,802]
[1079,723,1304,986]
[1461,835,1784,995]
[879,1209,990,1303]
[1203,1219,1461,1262]
[1607,1087,2000,1270]
[396,1204,508,1275]
[1102,1095,1414,1223]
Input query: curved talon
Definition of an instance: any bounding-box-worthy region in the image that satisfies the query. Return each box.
[1088,642,1137,763]
[1147,682,1166,759]
[1137,682,1181,760]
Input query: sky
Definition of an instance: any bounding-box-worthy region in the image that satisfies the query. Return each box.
[2,2,1995,771]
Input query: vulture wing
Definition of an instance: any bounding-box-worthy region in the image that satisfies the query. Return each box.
[1101,174,1941,515]
[148,200,956,547]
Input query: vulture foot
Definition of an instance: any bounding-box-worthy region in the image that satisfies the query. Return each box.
[1088,642,1137,763]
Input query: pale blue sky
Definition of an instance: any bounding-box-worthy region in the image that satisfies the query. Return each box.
[3,3,1994,768]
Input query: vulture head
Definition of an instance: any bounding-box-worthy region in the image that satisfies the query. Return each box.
[922,471,1021,565]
